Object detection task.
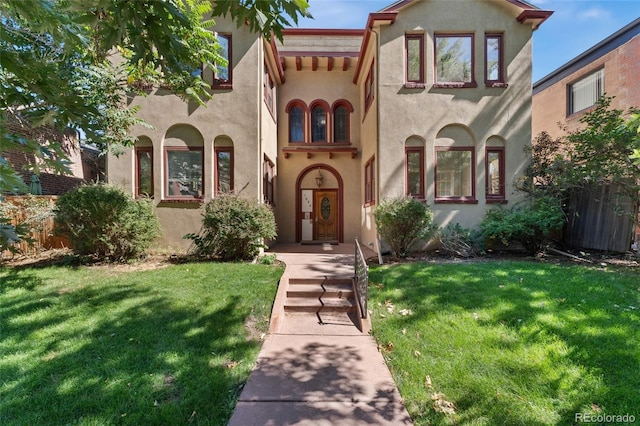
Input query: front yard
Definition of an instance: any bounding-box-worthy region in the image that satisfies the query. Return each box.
[369,260,639,425]
[1,256,638,425]
[0,261,282,425]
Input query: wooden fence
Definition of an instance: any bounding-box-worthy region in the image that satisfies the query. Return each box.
[1,195,69,256]
[563,184,638,253]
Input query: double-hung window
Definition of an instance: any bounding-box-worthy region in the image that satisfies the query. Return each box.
[435,147,476,203]
[569,68,604,115]
[165,147,204,199]
[435,34,475,87]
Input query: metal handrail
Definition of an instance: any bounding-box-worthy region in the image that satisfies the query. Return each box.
[354,238,369,319]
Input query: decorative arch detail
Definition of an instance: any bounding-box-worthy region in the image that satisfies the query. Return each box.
[295,164,344,243]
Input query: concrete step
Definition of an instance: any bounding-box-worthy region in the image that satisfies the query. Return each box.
[286,283,353,299]
[284,297,356,313]
[288,277,353,286]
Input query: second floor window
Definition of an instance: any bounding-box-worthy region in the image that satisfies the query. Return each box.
[311,105,327,142]
[569,68,604,115]
[435,34,475,87]
[485,33,504,85]
[406,34,424,85]
[333,104,349,143]
[289,105,304,142]
[213,33,231,87]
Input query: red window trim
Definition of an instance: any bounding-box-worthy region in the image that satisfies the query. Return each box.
[405,146,425,199]
[485,146,506,203]
[332,99,353,144]
[286,99,308,143]
[163,146,204,201]
[433,33,477,89]
[405,33,425,85]
[365,60,375,113]
[214,146,234,195]
[310,99,331,143]
[484,33,506,87]
[264,64,275,117]
[364,155,376,206]
[213,33,232,89]
[434,146,477,204]
[135,147,154,198]
[263,154,275,205]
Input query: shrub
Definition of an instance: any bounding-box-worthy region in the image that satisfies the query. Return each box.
[437,223,484,257]
[374,197,436,258]
[55,184,160,261]
[479,196,565,254]
[185,194,276,261]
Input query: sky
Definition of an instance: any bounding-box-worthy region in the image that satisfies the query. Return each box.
[293,0,640,82]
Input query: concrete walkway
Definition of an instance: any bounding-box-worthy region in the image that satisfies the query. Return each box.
[228,244,413,426]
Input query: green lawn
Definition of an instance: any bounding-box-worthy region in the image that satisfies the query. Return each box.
[0,262,283,425]
[369,260,640,425]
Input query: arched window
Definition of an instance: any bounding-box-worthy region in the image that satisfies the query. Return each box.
[311,105,327,142]
[286,100,307,143]
[332,100,353,143]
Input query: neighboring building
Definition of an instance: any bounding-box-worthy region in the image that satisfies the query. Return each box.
[2,116,104,195]
[532,18,640,251]
[533,17,640,139]
[107,0,552,251]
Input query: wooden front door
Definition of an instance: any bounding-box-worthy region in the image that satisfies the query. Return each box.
[315,190,338,240]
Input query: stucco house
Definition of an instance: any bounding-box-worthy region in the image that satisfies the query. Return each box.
[107,0,552,251]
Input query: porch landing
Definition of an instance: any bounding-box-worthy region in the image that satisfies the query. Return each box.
[228,243,413,425]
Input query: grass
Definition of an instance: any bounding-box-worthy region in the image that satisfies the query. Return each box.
[0,261,283,425]
[369,260,640,425]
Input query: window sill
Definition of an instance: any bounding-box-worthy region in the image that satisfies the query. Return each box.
[403,82,426,89]
[433,82,477,89]
[160,198,204,204]
[485,82,508,88]
[435,198,478,205]
[364,201,376,208]
[212,83,233,90]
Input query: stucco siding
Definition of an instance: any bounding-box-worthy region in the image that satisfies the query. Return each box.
[376,0,532,231]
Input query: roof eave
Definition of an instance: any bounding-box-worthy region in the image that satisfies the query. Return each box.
[352,12,398,84]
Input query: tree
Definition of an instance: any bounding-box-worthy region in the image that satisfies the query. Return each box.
[1,0,309,246]
[526,96,640,225]
[1,0,310,194]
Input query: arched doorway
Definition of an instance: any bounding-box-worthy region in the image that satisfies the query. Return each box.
[295,164,344,243]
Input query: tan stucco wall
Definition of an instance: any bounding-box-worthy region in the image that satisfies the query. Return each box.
[107,17,265,250]
[275,64,362,243]
[375,0,533,232]
[532,34,640,140]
